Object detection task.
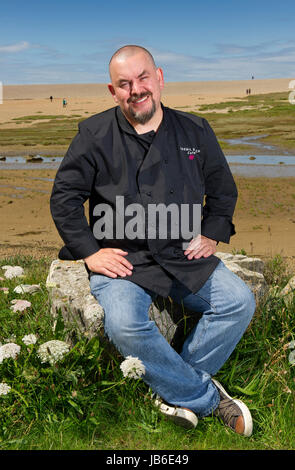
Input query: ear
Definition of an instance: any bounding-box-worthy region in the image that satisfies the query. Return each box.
[108,83,118,103]
[156,67,164,90]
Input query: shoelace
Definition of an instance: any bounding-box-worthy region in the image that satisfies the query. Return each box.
[215,395,240,429]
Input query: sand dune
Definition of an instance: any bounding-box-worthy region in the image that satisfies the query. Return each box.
[3,77,291,100]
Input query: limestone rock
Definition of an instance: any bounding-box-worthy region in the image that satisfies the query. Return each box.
[46,260,104,341]
[46,253,268,346]
[279,275,295,306]
[215,252,267,301]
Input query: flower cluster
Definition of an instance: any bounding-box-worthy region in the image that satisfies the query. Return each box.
[14,284,40,294]
[0,382,11,396]
[120,356,146,379]
[10,299,32,313]
[22,334,38,345]
[2,266,24,279]
[37,340,70,366]
[0,343,21,364]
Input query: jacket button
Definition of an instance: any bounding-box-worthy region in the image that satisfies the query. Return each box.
[170,189,174,194]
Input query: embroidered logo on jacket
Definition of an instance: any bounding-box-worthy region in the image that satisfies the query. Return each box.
[180,146,200,160]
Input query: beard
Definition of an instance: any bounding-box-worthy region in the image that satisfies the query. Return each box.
[127,92,157,125]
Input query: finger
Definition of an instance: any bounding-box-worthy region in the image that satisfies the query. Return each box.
[186,246,208,259]
[184,237,202,254]
[114,255,133,271]
[111,249,129,255]
[110,257,133,275]
[193,248,213,259]
[100,268,118,278]
[106,260,132,277]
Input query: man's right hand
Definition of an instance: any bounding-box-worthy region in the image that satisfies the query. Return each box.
[84,248,133,278]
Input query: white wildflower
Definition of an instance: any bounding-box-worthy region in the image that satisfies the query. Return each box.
[14,284,40,294]
[46,281,57,288]
[2,266,24,279]
[4,334,16,343]
[0,342,21,363]
[288,350,295,366]
[37,340,70,365]
[0,383,11,396]
[10,299,31,312]
[120,355,145,379]
[288,340,295,349]
[22,334,38,345]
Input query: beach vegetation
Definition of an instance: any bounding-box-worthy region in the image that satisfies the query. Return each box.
[0,254,294,450]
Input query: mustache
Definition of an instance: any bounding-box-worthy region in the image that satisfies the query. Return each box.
[128,92,151,104]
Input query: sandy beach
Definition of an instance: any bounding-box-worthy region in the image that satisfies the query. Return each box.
[1,77,295,268]
[1,77,292,125]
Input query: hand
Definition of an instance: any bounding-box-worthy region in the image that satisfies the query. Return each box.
[184,235,217,260]
[84,248,133,278]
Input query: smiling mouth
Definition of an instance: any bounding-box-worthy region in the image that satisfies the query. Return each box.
[130,94,150,105]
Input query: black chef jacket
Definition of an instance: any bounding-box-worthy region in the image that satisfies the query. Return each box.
[50,104,238,297]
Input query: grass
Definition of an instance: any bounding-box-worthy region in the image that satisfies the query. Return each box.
[0,254,294,450]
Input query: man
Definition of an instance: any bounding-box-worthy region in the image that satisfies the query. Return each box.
[50,45,256,436]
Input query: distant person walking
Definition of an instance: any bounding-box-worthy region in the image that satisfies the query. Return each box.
[50,95,53,102]
[63,98,67,108]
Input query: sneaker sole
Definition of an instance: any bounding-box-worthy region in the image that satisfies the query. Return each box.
[212,379,253,437]
[155,398,198,429]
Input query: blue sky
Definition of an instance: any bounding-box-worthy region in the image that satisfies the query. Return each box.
[1,0,295,84]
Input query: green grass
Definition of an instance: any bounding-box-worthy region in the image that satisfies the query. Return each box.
[0,254,294,450]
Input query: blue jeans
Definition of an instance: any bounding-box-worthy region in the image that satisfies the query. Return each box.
[90,260,256,417]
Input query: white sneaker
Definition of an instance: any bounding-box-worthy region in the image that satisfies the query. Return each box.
[154,397,198,429]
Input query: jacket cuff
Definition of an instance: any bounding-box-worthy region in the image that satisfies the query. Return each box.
[201,216,236,244]
[59,237,100,261]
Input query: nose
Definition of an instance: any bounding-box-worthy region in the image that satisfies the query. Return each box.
[130,79,141,95]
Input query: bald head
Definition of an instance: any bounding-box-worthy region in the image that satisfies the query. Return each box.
[107,45,164,129]
[109,45,156,80]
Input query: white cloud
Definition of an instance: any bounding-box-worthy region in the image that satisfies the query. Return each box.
[0,41,30,53]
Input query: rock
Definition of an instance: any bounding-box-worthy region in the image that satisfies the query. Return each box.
[46,253,268,347]
[215,252,267,301]
[279,275,295,306]
[46,260,104,342]
[26,155,43,163]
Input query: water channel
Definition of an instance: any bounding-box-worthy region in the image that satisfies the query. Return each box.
[0,135,295,177]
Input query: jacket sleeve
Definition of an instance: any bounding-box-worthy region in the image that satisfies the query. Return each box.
[200,118,238,243]
[50,123,100,260]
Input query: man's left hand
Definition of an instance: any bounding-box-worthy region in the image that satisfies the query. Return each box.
[184,235,217,260]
